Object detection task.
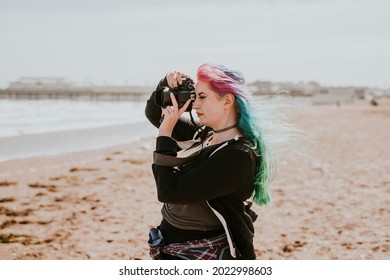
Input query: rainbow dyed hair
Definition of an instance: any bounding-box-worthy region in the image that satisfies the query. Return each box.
[197,63,275,205]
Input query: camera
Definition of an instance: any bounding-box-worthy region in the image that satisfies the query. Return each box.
[155,78,196,112]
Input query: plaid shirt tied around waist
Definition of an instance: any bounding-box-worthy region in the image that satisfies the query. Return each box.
[148,227,230,260]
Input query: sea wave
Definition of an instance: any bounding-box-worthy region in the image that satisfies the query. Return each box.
[0,100,147,138]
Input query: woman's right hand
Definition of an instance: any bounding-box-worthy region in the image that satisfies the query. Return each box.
[158,92,191,137]
[166,71,190,88]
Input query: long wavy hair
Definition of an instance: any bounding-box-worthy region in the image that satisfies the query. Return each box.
[197,63,276,205]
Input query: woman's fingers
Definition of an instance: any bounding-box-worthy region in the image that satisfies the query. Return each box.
[167,71,187,88]
[164,93,190,117]
[166,72,175,88]
[170,92,179,111]
[175,72,183,86]
[171,72,181,88]
[161,106,173,117]
[178,99,192,115]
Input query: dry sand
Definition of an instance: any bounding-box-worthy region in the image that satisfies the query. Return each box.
[0,100,389,260]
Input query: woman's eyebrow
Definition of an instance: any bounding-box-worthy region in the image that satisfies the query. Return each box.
[197,91,206,95]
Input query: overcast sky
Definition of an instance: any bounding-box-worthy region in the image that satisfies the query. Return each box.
[0,0,389,88]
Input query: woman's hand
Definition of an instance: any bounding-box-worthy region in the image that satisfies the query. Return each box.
[166,71,189,88]
[158,70,192,137]
[158,92,192,137]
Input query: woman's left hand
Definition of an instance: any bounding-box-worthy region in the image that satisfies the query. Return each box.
[158,92,192,137]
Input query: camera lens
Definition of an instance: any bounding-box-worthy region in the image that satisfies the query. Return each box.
[161,88,172,107]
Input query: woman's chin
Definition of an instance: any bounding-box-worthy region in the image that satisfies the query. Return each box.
[198,120,207,126]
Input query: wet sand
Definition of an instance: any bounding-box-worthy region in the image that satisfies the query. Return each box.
[0,100,389,259]
[0,122,155,162]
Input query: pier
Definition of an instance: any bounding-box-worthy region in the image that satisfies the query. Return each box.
[0,77,153,101]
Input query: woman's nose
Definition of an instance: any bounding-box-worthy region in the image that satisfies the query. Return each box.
[192,99,200,109]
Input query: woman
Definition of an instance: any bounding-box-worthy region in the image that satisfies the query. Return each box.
[145,63,275,260]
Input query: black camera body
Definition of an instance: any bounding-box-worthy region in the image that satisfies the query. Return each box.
[155,78,196,112]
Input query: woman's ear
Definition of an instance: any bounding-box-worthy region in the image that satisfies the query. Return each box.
[224,93,235,109]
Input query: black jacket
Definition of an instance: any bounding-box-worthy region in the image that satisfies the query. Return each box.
[145,78,258,259]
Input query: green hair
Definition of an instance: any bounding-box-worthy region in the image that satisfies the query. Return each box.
[197,63,276,205]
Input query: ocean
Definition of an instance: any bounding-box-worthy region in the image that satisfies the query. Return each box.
[0,99,156,162]
[0,99,148,138]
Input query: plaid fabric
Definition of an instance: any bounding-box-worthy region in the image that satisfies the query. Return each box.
[148,227,229,260]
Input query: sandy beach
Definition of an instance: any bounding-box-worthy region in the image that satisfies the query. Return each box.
[0,100,389,260]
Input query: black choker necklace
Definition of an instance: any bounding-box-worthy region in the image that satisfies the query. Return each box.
[213,124,238,134]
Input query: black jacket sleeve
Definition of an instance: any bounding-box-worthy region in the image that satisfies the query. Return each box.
[145,77,201,142]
